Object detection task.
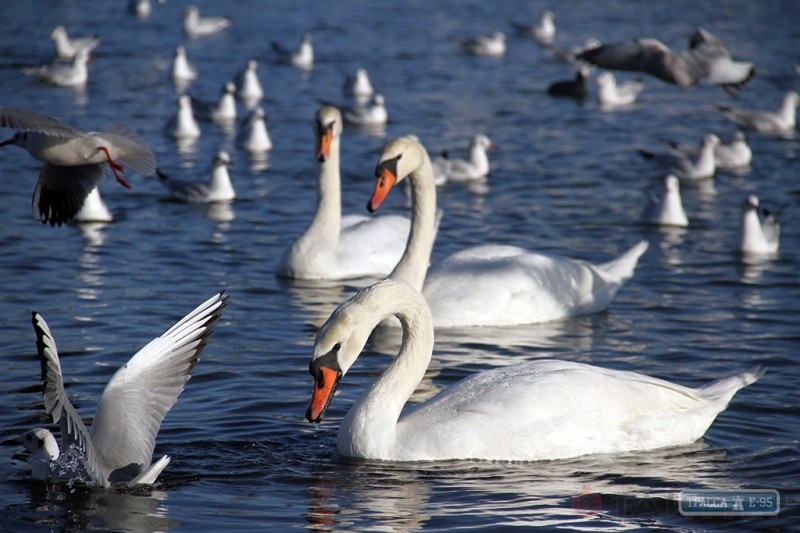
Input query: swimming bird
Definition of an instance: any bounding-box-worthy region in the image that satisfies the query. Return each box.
[306,279,762,461]
[738,194,779,254]
[639,134,720,180]
[17,293,227,487]
[343,68,375,99]
[343,94,388,126]
[452,31,507,57]
[596,71,644,106]
[170,95,201,139]
[547,66,590,98]
[509,10,555,45]
[276,106,412,281]
[237,60,264,106]
[443,134,497,182]
[193,81,237,123]
[271,33,314,70]
[241,107,272,153]
[74,187,113,223]
[717,91,799,133]
[368,137,648,327]
[171,46,198,83]
[22,49,90,87]
[642,175,688,227]
[661,131,752,169]
[49,26,99,60]
[129,0,152,18]
[159,150,235,203]
[577,28,755,90]
[0,106,156,226]
[183,5,230,38]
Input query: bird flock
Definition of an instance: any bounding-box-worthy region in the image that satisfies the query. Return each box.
[6,4,789,486]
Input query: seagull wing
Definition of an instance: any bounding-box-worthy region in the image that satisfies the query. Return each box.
[578,38,694,87]
[89,293,227,483]
[0,106,85,138]
[101,121,157,177]
[31,312,106,486]
[33,163,106,226]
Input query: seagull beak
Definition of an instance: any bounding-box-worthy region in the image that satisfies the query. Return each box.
[488,143,498,150]
[367,167,397,213]
[306,365,341,423]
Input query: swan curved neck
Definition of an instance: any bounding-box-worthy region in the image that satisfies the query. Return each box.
[387,154,437,290]
[338,284,434,458]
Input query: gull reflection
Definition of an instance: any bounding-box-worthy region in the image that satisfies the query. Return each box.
[737,252,777,283]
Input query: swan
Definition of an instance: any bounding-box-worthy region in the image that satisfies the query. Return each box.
[738,194,779,254]
[17,293,227,486]
[306,279,763,461]
[717,91,799,133]
[596,71,644,106]
[367,137,648,327]
[639,134,719,180]
[276,107,413,280]
[642,175,688,227]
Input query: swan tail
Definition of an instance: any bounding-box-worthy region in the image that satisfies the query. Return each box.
[598,240,649,279]
[699,366,764,404]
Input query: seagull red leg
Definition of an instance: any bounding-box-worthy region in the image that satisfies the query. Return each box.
[97,146,132,189]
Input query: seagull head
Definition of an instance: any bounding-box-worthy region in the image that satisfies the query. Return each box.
[17,428,60,480]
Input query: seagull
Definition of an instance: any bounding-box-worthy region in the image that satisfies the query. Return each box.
[738,194,779,254]
[509,10,555,45]
[159,151,235,203]
[343,94,388,126]
[170,95,201,139]
[642,175,688,227]
[241,107,272,153]
[171,46,198,83]
[596,71,644,106]
[49,26,99,60]
[343,68,375,98]
[661,131,752,169]
[192,82,237,123]
[237,60,264,106]
[452,31,507,57]
[639,134,720,180]
[16,293,227,487]
[445,134,497,181]
[717,91,799,133]
[547,66,590,98]
[21,48,90,87]
[577,28,755,89]
[545,37,602,66]
[129,0,152,18]
[183,5,230,38]
[74,187,113,223]
[0,106,156,226]
[271,33,314,70]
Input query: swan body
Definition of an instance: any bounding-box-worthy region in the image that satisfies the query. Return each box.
[276,106,412,280]
[306,280,763,461]
[642,175,688,227]
[596,71,643,106]
[50,26,99,60]
[368,137,647,327]
[160,151,235,203]
[75,187,113,222]
[172,46,198,82]
[738,194,779,254]
[17,294,226,486]
[639,134,719,180]
[242,107,272,153]
[717,91,799,133]
[183,5,230,38]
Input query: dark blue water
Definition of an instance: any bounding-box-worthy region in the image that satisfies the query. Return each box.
[1,1,798,531]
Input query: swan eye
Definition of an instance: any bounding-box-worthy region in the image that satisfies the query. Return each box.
[26,434,33,442]
[332,343,341,353]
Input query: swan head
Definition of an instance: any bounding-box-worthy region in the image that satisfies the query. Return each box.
[314,106,343,162]
[367,136,427,212]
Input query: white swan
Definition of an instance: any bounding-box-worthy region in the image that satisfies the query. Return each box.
[738,194,779,254]
[306,279,763,461]
[276,107,412,280]
[367,137,648,327]
[642,175,688,227]
[17,293,226,486]
[596,71,644,106]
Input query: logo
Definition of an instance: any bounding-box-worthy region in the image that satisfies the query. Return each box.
[679,489,780,517]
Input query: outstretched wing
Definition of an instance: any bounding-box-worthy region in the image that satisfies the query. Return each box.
[89,293,228,483]
[31,312,107,486]
[101,121,157,177]
[0,106,85,138]
[578,38,695,88]
[32,163,106,226]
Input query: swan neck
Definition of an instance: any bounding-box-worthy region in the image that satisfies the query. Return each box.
[307,136,342,242]
[387,154,437,290]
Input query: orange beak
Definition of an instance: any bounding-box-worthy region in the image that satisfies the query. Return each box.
[316,127,332,162]
[367,168,397,213]
[306,366,341,423]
